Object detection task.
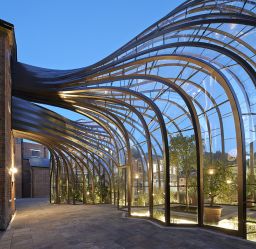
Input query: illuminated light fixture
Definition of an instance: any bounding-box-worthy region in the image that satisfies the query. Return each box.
[226,179,232,184]
[208,169,215,175]
[135,173,139,179]
[86,191,90,195]
[9,167,18,175]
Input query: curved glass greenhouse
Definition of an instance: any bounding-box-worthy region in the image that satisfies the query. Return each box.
[9,0,256,241]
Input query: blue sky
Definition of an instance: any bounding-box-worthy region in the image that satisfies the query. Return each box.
[1,0,183,69]
[1,0,183,120]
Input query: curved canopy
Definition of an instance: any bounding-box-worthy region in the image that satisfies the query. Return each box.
[11,0,256,241]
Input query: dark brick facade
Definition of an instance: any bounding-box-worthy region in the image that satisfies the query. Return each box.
[32,167,49,197]
[14,138,22,198]
[0,25,15,230]
[22,159,32,198]
[15,141,50,198]
[22,142,49,159]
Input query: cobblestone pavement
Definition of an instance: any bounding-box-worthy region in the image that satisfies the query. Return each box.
[0,198,255,249]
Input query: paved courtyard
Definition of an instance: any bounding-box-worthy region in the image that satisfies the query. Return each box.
[0,199,255,249]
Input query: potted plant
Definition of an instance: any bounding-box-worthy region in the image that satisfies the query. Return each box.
[204,160,236,223]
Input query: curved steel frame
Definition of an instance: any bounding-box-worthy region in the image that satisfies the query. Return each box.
[9,0,256,240]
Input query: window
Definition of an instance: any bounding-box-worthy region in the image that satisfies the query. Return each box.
[31,149,40,157]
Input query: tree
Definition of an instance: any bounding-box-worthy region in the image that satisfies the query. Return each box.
[94,175,110,203]
[137,192,148,206]
[169,135,197,209]
[247,142,255,204]
[204,160,236,207]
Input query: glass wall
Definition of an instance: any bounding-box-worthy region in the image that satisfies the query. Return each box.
[13,0,256,241]
[169,134,198,224]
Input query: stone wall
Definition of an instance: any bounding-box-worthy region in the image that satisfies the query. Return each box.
[0,25,15,230]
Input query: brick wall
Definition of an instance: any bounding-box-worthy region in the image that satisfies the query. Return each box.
[32,167,49,197]
[23,142,49,159]
[0,26,15,230]
[14,138,22,198]
[22,159,32,198]
[16,141,50,198]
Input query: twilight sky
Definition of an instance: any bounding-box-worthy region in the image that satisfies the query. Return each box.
[1,0,184,120]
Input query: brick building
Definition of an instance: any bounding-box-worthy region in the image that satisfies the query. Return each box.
[0,21,16,230]
[14,139,50,198]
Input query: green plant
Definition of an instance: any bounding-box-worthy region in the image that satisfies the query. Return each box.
[170,189,176,203]
[137,192,148,206]
[94,176,110,203]
[247,173,256,201]
[169,135,197,209]
[85,185,94,204]
[153,188,164,205]
[188,177,197,205]
[73,189,82,201]
[204,160,237,207]
[153,209,165,222]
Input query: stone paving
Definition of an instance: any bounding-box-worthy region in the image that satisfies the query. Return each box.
[0,198,255,249]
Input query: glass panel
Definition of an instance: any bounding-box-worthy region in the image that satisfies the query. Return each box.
[169,134,198,224]
[203,107,239,230]
[246,140,256,241]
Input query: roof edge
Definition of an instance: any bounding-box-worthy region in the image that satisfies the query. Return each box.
[0,19,14,31]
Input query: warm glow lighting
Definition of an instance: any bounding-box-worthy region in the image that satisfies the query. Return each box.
[9,167,18,174]
[172,218,196,224]
[226,179,232,184]
[217,219,238,230]
[208,169,214,175]
[157,215,165,222]
[131,211,150,217]
[135,173,139,179]
[86,191,90,195]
